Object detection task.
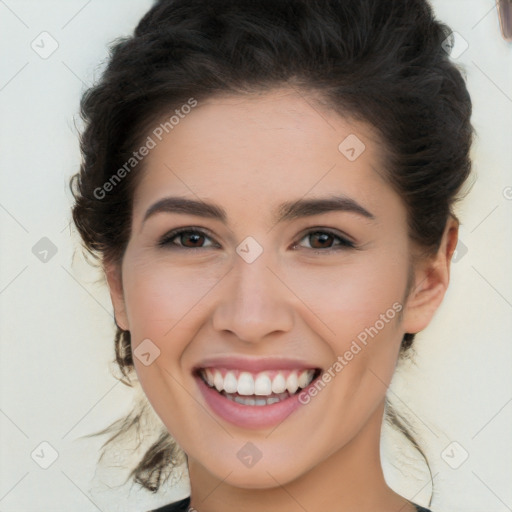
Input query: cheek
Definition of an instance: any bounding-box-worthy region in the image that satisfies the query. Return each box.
[122,247,407,351]
[282,251,407,404]
[284,252,408,346]
[121,256,224,349]
[120,259,222,418]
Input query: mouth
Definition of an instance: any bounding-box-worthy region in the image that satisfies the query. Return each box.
[194,367,323,406]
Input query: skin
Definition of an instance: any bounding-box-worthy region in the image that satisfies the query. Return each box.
[105,88,458,512]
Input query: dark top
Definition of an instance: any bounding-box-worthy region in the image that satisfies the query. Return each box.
[149,497,433,511]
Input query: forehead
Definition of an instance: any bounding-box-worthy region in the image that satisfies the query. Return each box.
[132,88,399,226]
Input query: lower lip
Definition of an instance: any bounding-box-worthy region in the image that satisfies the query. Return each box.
[195,374,317,430]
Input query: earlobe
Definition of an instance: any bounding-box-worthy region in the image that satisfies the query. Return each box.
[401,217,459,335]
[104,262,129,331]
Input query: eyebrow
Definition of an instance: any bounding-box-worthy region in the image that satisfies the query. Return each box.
[142,194,375,226]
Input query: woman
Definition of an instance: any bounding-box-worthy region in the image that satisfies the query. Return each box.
[70,0,473,510]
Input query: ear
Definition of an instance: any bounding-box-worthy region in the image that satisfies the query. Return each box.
[401,216,459,334]
[104,261,129,331]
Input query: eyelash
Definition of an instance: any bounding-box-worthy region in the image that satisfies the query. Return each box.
[158,227,356,253]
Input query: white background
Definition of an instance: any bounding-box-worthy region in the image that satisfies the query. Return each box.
[0,1,511,511]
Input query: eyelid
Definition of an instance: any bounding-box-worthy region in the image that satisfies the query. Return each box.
[158,226,358,251]
[158,226,218,249]
[293,228,356,251]
[295,226,356,247]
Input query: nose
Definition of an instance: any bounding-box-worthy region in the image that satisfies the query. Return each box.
[211,247,295,344]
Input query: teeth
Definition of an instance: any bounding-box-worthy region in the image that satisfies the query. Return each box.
[204,368,214,386]
[236,396,255,406]
[237,372,254,395]
[298,370,312,388]
[224,371,238,393]
[286,372,299,394]
[254,373,272,396]
[201,368,317,397]
[225,393,289,406]
[271,373,287,394]
[214,371,224,392]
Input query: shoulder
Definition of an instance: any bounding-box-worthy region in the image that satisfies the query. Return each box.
[146,496,191,512]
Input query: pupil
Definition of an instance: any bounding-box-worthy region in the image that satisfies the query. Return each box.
[184,232,203,246]
[312,232,331,248]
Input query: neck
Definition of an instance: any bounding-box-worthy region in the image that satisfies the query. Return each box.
[187,402,415,512]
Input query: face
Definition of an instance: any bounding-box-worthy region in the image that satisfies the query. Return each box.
[107,88,451,489]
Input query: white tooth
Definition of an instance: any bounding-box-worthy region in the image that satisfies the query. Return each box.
[234,396,255,405]
[237,372,255,395]
[204,369,214,386]
[271,373,287,394]
[286,371,299,394]
[213,370,224,392]
[224,371,238,393]
[298,370,311,389]
[223,393,286,406]
[254,373,272,396]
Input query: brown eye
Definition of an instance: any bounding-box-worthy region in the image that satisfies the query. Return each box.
[308,232,335,249]
[295,229,355,252]
[179,231,206,247]
[159,229,216,249]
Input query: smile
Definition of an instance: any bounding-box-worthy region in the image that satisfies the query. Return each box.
[194,366,322,428]
[198,368,320,405]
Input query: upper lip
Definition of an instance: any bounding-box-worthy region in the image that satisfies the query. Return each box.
[193,356,322,374]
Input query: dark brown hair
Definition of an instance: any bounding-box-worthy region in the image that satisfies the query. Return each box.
[70,0,473,495]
